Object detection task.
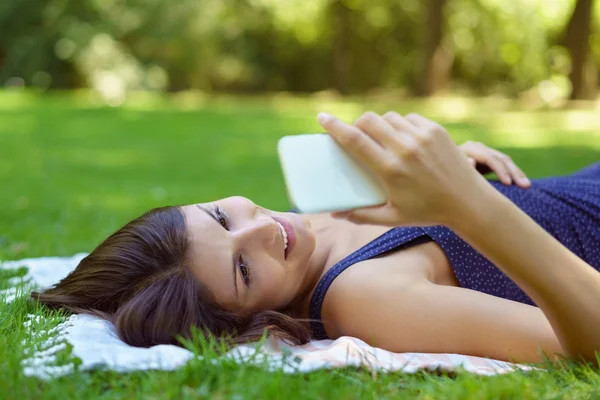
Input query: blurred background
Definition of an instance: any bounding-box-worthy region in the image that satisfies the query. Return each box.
[0,0,599,258]
[1,0,599,103]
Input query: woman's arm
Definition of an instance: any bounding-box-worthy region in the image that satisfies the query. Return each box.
[318,111,600,363]
[324,267,563,363]
[449,185,600,362]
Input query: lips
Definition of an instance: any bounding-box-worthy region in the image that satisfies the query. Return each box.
[273,216,296,259]
[275,220,288,250]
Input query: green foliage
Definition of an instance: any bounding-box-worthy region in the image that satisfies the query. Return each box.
[1,0,598,97]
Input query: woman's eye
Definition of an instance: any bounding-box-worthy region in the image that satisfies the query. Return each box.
[239,258,252,286]
[214,206,229,229]
[240,264,248,280]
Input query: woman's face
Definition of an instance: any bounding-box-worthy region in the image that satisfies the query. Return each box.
[181,196,316,314]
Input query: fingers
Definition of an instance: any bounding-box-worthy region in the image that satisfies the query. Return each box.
[332,204,401,226]
[379,111,431,155]
[472,145,512,185]
[321,111,421,168]
[318,113,384,171]
[354,112,398,148]
[381,111,418,132]
[403,113,438,131]
[323,111,532,192]
[388,112,455,149]
[490,150,530,188]
[460,141,531,187]
[355,111,422,157]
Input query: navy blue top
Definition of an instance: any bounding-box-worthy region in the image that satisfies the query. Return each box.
[309,162,600,339]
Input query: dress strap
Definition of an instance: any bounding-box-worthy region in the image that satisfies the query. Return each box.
[309,227,430,339]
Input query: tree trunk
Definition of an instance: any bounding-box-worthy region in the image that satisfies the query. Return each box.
[562,0,597,100]
[330,0,352,95]
[415,0,453,96]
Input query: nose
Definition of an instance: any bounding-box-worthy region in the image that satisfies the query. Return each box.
[233,213,277,250]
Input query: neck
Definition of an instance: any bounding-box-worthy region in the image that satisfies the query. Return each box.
[287,214,339,318]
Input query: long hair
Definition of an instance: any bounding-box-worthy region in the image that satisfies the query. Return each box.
[31,206,311,347]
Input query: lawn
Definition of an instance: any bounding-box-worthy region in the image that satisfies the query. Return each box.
[1,90,600,399]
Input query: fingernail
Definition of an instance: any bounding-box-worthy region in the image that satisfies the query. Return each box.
[519,177,531,186]
[318,112,332,125]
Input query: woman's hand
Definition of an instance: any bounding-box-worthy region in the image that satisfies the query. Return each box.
[318,111,498,227]
[459,141,530,188]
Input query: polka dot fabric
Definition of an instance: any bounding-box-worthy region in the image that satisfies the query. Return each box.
[309,162,600,340]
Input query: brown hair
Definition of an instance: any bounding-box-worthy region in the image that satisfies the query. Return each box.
[32,206,311,348]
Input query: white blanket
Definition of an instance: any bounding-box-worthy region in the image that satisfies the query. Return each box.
[1,254,531,379]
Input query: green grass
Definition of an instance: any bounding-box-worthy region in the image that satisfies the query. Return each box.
[1,90,600,399]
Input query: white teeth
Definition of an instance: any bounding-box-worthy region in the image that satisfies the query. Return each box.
[276,221,288,249]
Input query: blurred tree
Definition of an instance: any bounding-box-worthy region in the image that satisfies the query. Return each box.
[0,0,95,88]
[448,0,557,96]
[0,0,595,101]
[330,0,352,95]
[561,0,597,99]
[414,0,453,96]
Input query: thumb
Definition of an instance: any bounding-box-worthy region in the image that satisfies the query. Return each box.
[468,157,476,166]
[332,204,400,226]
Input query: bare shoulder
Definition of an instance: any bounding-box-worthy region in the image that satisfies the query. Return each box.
[318,241,447,339]
[318,258,563,361]
[319,256,423,340]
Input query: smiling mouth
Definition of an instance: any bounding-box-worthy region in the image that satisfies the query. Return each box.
[275,221,288,250]
[273,216,295,259]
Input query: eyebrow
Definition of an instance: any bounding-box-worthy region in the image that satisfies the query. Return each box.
[195,204,239,299]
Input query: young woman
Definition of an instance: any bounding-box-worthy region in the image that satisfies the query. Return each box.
[34,111,600,364]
